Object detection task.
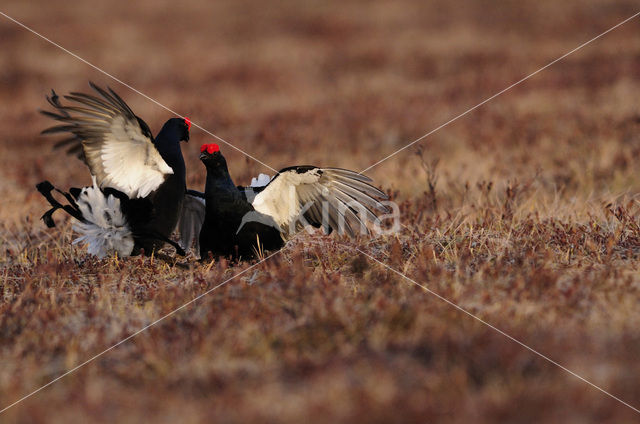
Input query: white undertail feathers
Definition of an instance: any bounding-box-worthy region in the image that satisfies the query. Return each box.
[72,177,134,258]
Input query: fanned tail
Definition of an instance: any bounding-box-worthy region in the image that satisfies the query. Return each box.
[36,178,135,258]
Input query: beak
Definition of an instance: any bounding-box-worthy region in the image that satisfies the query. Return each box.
[199,152,207,161]
[184,132,190,142]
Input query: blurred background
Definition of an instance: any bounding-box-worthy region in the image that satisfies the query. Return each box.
[1,0,640,422]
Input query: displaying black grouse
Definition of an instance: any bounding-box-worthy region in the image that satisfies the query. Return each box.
[191,143,389,260]
[36,82,190,258]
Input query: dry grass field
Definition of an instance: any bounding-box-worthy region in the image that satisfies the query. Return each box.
[1,0,640,422]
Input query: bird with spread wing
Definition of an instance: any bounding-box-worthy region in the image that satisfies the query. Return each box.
[36,82,190,258]
[179,143,389,260]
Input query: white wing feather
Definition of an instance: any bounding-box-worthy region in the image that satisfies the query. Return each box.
[251,168,388,237]
[252,169,322,228]
[41,84,173,199]
[97,116,173,198]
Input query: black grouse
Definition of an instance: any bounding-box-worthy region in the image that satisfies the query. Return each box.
[36,82,190,258]
[190,143,389,260]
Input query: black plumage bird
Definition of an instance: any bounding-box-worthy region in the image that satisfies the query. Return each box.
[36,82,190,257]
[191,143,389,260]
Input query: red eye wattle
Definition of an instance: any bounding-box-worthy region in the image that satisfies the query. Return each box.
[201,144,220,154]
[185,117,191,131]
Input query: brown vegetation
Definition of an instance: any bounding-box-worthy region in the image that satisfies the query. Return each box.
[1,0,640,422]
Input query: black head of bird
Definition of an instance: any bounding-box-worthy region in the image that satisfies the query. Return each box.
[199,143,239,202]
[159,117,190,143]
[200,143,225,167]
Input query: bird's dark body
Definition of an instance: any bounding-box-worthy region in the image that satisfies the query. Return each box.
[129,172,185,255]
[130,119,187,254]
[37,88,189,257]
[196,143,389,261]
[199,157,282,260]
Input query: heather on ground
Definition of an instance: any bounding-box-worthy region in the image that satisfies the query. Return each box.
[1,0,640,422]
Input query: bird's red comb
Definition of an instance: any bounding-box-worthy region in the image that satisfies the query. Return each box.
[184,117,191,131]
[200,143,219,154]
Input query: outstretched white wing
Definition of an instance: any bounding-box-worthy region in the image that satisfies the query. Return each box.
[41,82,173,198]
[250,167,389,237]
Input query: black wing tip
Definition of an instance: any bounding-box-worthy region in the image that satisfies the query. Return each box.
[324,167,374,181]
[39,109,58,119]
[89,81,114,100]
[88,80,100,91]
[52,136,78,148]
[88,81,110,99]
[41,88,73,125]
[88,81,135,116]
[44,89,67,113]
[89,80,112,93]
[40,125,68,135]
